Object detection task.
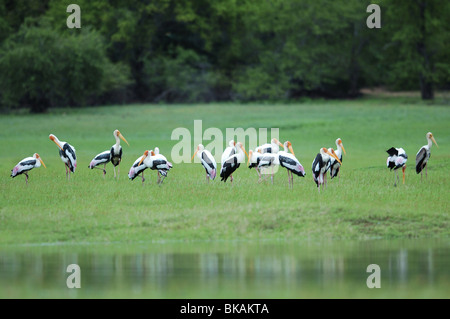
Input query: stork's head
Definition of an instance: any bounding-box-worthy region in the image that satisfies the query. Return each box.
[138,150,149,166]
[33,153,47,168]
[427,132,438,147]
[49,134,63,150]
[191,144,204,161]
[336,138,346,155]
[322,147,341,164]
[284,141,295,156]
[229,140,236,147]
[114,129,129,146]
[236,142,249,161]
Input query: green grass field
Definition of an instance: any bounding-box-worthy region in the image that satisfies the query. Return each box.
[0,97,449,245]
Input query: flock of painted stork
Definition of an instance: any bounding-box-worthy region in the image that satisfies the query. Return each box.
[10,130,438,190]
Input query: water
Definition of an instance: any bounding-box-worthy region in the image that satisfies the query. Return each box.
[0,239,448,298]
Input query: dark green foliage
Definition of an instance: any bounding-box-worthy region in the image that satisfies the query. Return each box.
[0,0,448,111]
[0,19,130,112]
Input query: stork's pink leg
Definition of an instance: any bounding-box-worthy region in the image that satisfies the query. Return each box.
[230,174,233,183]
[141,171,145,185]
[65,164,69,180]
[25,173,29,185]
[157,171,161,184]
[113,166,116,179]
[426,165,428,179]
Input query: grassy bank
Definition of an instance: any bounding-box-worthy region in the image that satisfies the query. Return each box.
[0,97,449,245]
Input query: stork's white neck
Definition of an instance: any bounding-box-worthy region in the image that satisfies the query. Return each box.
[427,137,433,148]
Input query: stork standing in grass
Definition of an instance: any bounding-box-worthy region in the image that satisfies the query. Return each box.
[110,129,129,179]
[49,134,77,179]
[220,142,248,182]
[278,141,305,188]
[416,132,438,180]
[138,149,173,184]
[312,147,342,192]
[128,154,147,184]
[386,147,408,187]
[256,152,280,184]
[192,144,217,182]
[248,149,263,181]
[329,138,346,180]
[221,140,236,182]
[11,153,46,184]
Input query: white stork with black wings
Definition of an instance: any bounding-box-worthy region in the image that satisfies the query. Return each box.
[110,129,129,179]
[192,144,217,182]
[49,134,77,179]
[278,141,305,188]
[11,153,46,184]
[220,142,249,183]
[255,138,284,154]
[248,149,263,181]
[128,154,148,184]
[329,138,346,180]
[312,147,341,192]
[416,132,438,180]
[386,147,408,186]
[256,152,280,184]
[138,149,173,185]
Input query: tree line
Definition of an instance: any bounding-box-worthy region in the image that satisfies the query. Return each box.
[0,0,448,113]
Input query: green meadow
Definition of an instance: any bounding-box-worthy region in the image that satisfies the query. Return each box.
[0,97,449,245]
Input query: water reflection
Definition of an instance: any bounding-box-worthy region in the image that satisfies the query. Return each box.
[0,239,448,298]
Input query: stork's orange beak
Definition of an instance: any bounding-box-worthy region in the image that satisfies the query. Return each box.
[339,141,347,155]
[36,154,47,168]
[431,136,438,148]
[118,132,129,146]
[288,143,295,157]
[49,135,63,151]
[240,144,249,161]
[326,149,341,164]
[248,150,253,166]
[138,151,149,166]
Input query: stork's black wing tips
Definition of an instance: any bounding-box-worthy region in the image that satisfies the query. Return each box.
[386,147,398,156]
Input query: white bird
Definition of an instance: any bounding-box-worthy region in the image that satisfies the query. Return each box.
[257,153,279,184]
[11,153,46,184]
[221,140,236,166]
[88,130,129,178]
[110,129,129,179]
[247,149,263,181]
[88,150,110,176]
[49,134,77,179]
[329,138,346,180]
[255,138,284,154]
[278,141,305,188]
[192,144,217,182]
[312,147,341,192]
[138,149,173,184]
[220,142,249,182]
[386,147,408,187]
[128,154,147,184]
[416,132,438,180]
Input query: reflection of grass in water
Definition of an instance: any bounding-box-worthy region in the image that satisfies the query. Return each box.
[0,239,448,298]
[0,97,449,245]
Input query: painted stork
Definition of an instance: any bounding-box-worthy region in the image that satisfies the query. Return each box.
[386,147,408,187]
[220,142,249,182]
[248,149,263,181]
[278,141,305,188]
[416,132,438,180]
[110,129,129,179]
[49,134,77,179]
[11,153,46,184]
[221,140,236,182]
[257,152,280,184]
[88,151,110,176]
[255,138,284,154]
[312,147,341,192]
[329,138,346,180]
[128,154,147,184]
[138,149,173,184]
[192,144,217,181]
